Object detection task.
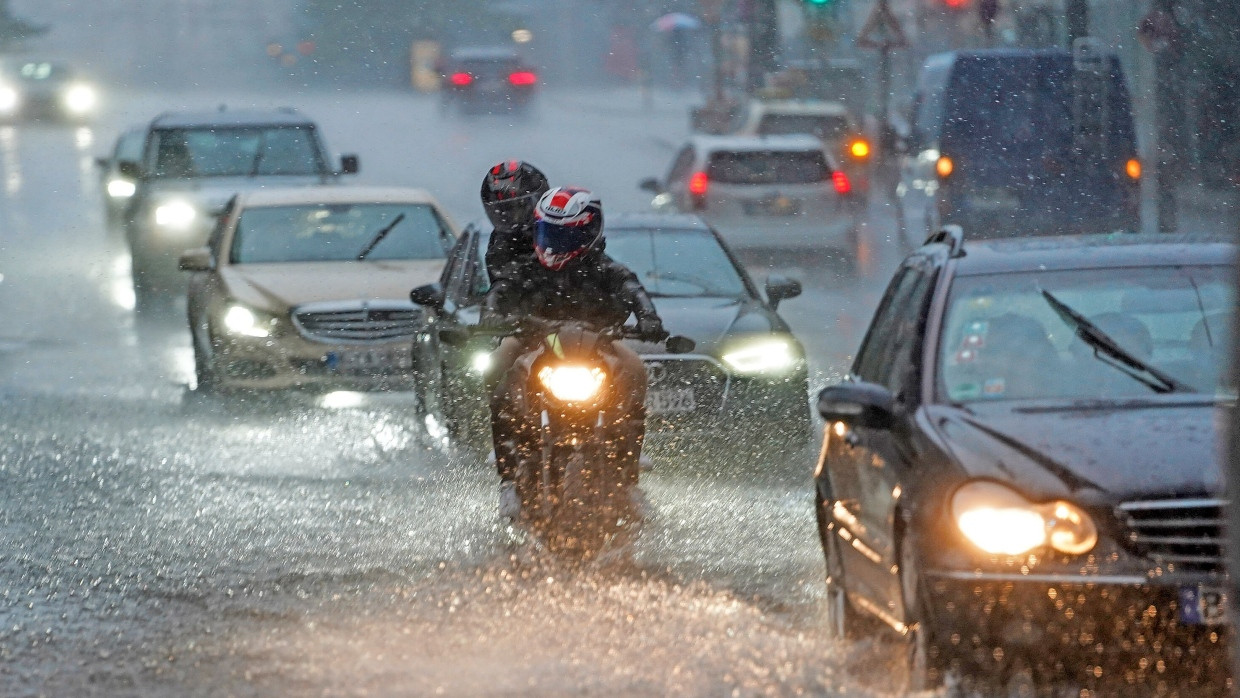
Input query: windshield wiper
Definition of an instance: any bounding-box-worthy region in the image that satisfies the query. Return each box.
[1040,288,1192,394]
[356,213,406,261]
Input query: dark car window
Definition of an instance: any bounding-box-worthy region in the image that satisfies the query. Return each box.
[15,62,70,82]
[605,227,749,298]
[230,202,454,263]
[148,126,325,178]
[939,265,1235,402]
[854,263,934,390]
[707,150,828,185]
[756,114,851,141]
[667,146,695,185]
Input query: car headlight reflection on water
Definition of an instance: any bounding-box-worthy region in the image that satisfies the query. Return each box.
[951,481,1098,556]
[223,304,273,338]
[722,337,798,374]
[154,200,198,229]
[538,365,607,403]
[63,84,97,114]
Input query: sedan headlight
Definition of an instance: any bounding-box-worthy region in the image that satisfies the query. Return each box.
[222,304,274,338]
[63,84,97,114]
[154,200,198,229]
[106,178,136,198]
[538,365,607,403]
[0,84,18,113]
[722,338,798,374]
[951,481,1098,556]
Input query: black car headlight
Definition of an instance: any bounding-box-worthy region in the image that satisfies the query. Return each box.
[722,337,799,375]
[222,303,276,338]
[951,481,1098,556]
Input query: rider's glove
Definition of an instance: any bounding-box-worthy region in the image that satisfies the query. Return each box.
[479,312,510,331]
[636,316,668,342]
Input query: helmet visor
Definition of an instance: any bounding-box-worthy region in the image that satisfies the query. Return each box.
[535,220,597,270]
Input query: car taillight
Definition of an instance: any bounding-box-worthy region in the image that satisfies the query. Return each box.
[449,72,473,86]
[688,171,709,197]
[508,71,537,86]
[832,171,852,194]
[936,155,954,178]
[1125,158,1141,180]
[848,139,871,159]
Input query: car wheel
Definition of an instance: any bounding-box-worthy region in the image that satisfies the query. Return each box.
[816,492,856,640]
[192,320,219,393]
[898,534,952,693]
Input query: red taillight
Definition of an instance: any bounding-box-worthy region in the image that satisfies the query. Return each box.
[449,72,473,86]
[508,71,537,86]
[688,171,709,197]
[832,171,852,195]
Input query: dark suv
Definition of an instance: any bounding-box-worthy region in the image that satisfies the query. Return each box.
[439,47,537,114]
[813,228,1233,694]
[117,108,358,308]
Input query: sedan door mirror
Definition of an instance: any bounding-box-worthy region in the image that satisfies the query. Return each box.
[765,275,802,309]
[817,381,894,430]
[665,335,695,354]
[410,282,445,310]
[117,160,142,180]
[639,177,662,193]
[178,247,214,272]
[340,154,360,175]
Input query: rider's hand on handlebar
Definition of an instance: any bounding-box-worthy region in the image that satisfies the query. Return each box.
[478,312,513,331]
[636,316,669,342]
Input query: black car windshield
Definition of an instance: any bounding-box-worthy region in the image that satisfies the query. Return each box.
[148,126,324,178]
[605,227,750,298]
[756,114,851,141]
[707,150,828,184]
[231,202,454,263]
[939,265,1234,402]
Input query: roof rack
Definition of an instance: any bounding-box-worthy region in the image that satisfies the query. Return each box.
[923,224,965,257]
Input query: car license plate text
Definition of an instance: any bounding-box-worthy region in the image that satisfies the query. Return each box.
[1179,585,1227,626]
[325,349,412,373]
[646,388,696,414]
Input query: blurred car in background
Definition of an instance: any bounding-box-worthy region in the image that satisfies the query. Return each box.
[179,187,458,393]
[409,214,810,471]
[730,99,873,203]
[439,46,537,114]
[0,58,99,122]
[95,126,144,223]
[814,228,1234,692]
[119,107,359,309]
[640,134,863,264]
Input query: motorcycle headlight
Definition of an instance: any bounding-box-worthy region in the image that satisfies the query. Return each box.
[0,84,17,113]
[154,200,198,229]
[722,338,798,375]
[951,481,1098,556]
[222,304,274,338]
[63,84,97,114]
[538,365,607,403]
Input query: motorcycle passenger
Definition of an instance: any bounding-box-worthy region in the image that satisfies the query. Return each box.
[480,160,549,285]
[484,186,666,520]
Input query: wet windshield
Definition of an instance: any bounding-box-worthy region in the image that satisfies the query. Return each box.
[940,266,1234,402]
[757,114,851,141]
[232,203,454,263]
[707,150,828,184]
[605,227,749,297]
[148,126,324,178]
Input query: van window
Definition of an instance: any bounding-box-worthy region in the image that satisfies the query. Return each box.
[707,150,828,184]
[913,63,949,146]
[756,114,851,141]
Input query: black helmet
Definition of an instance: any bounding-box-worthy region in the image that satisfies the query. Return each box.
[480,160,549,230]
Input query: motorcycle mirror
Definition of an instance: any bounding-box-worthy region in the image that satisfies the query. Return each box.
[438,327,470,347]
[664,335,695,354]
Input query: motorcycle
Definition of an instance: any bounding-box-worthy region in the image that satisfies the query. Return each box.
[448,317,693,550]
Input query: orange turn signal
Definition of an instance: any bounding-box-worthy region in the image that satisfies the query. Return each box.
[1125,158,1141,180]
[936,155,954,178]
[849,140,871,159]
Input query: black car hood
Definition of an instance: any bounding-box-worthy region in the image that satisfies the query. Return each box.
[924,399,1225,504]
[639,296,790,356]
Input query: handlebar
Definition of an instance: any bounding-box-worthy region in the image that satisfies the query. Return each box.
[440,317,694,353]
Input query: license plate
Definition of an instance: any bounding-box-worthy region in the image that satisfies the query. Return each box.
[1179,585,1227,625]
[325,349,412,373]
[742,196,802,216]
[967,188,1020,211]
[646,388,696,414]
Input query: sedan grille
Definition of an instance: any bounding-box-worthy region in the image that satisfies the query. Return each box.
[1116,498,1226,572]
[293,300,419,343]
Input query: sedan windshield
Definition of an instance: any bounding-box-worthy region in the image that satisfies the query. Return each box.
[231,203,454,263]
[939,265,1234,402]
[597,227,750,298]
[148,126,323,178]
[707,150,829,185]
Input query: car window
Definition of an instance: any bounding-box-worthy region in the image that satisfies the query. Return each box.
[756,114,851,141]
[939,265,1235,402]
[604,227,749,298]
[707,149,828,184]
[456,58,520,78]
[230,202,455,263]
[115,130,144,162]
[853,264,929,387]
[666,145,695,185]
[148,126,324,178]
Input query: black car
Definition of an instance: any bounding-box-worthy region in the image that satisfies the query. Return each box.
[0,59,99,122]
[813,228,1233,693]
[409,214,810,471]
[439,47,537,114]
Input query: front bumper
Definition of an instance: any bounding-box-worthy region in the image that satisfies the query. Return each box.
[210,333,415,392]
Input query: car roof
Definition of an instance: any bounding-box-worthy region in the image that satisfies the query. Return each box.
[687,133,826,152]
[236,186,442,208]
[942,233,1236,275]
[748,100,851,117]
[606,212,712,231]
[150,108,316,129]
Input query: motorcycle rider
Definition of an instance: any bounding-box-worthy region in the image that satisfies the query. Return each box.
[479,160,549,286]
[483,186,666,520]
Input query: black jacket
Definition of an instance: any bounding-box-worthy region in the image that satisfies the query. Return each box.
[484,247,660,329]
[485,224,535,287]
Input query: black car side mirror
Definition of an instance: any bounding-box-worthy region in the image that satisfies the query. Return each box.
[438,327,470,347]
[817,381,894,430]
[410,283,444,310]
[665,335,695,354]
[340,154,360,175]
[117,160,142,180]
[765,275,802,309]
[639,177,662,193]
